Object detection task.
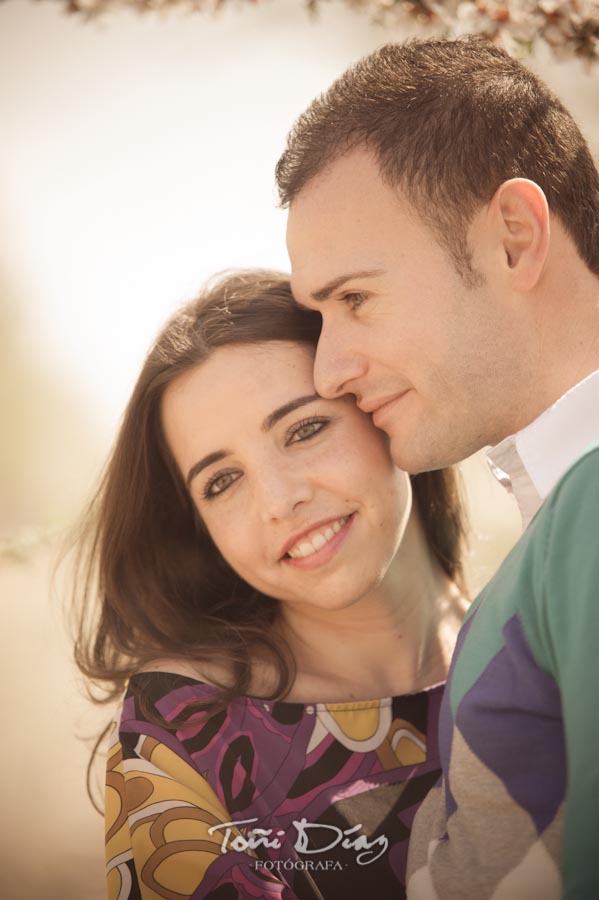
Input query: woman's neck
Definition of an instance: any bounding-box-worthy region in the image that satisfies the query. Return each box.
[140,511,468,704]
[277,511,468,703]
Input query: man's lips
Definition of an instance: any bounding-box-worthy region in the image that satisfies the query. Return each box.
[358,392,408,416]
[278,513,354,560]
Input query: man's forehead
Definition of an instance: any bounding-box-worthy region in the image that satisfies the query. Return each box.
[286,185,354,250]
[287,238,359,302]
[286,205,354,300]
[287,150,380,222]
[286,148,418,301]
[288,266,316,305]
[286,178,378,294]
[286,150,414,251]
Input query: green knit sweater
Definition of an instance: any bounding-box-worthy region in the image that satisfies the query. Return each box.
[408,444,599,900]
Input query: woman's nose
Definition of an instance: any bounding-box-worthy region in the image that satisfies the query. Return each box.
[257,462,313,522]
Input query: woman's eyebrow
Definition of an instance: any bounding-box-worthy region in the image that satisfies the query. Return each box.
[262,394,320,432]
[186,450,228,488]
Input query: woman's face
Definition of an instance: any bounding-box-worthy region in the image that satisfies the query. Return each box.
[161,341,411,612]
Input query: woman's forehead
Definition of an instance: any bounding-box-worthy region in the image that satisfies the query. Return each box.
[161,342,319,452]
[189,341,316,397]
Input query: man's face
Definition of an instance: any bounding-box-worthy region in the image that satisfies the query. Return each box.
[287,148,524,472]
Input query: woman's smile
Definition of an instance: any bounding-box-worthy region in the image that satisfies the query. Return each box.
[280,512,355,568]
[161,340,411,610]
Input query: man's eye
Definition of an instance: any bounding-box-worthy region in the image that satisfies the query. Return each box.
[341,292,368,311]
[286,417,329,445]
[203,469,241,500]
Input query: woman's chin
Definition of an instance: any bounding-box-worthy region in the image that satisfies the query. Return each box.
[280,584,371,616]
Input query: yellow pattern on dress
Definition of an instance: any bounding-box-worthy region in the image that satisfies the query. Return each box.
[105,721,256,900]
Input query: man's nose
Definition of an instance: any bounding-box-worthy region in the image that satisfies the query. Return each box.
[313,325,366,399]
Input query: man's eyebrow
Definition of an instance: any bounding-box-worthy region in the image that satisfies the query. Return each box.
[262,394,320,432]
[186,450,228,488]
[310,269,385,302]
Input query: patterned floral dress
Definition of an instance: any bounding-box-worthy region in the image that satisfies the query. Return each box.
[105,672,443,900]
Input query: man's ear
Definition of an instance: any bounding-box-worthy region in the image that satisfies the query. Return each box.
[492,179,550,291]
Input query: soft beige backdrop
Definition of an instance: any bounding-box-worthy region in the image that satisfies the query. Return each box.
[0,2,597,897]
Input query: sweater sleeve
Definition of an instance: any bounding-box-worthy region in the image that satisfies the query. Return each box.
[536,449,599,899]
[105,718,295,900]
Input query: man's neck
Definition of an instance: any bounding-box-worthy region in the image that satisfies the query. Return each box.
[511,237,599,433]
[507,262,599,437]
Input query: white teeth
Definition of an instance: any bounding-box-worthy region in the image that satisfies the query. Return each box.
[312,533,327,551]
[285,515,351,560]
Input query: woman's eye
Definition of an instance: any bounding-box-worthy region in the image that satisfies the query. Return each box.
[203,469,241,500]
[287,418,329,445]
[341,291,368,311]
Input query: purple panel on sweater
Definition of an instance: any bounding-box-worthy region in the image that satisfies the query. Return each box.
[439,610,478,820]
[454,613,565,834]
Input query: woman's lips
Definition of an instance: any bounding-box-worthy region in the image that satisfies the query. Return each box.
[281,513,355,570]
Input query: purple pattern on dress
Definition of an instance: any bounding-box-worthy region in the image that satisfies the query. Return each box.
[116,674,445,899]
[190,854,291,899]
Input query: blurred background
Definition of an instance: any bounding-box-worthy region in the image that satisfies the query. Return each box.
[0,1,597,896]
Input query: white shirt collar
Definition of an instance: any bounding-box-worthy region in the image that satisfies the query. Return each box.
[487,369,599,529]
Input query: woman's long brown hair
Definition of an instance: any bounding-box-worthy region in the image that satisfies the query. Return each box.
[71,270,467,759]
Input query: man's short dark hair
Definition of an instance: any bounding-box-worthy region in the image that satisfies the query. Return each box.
[276,38,599,280]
